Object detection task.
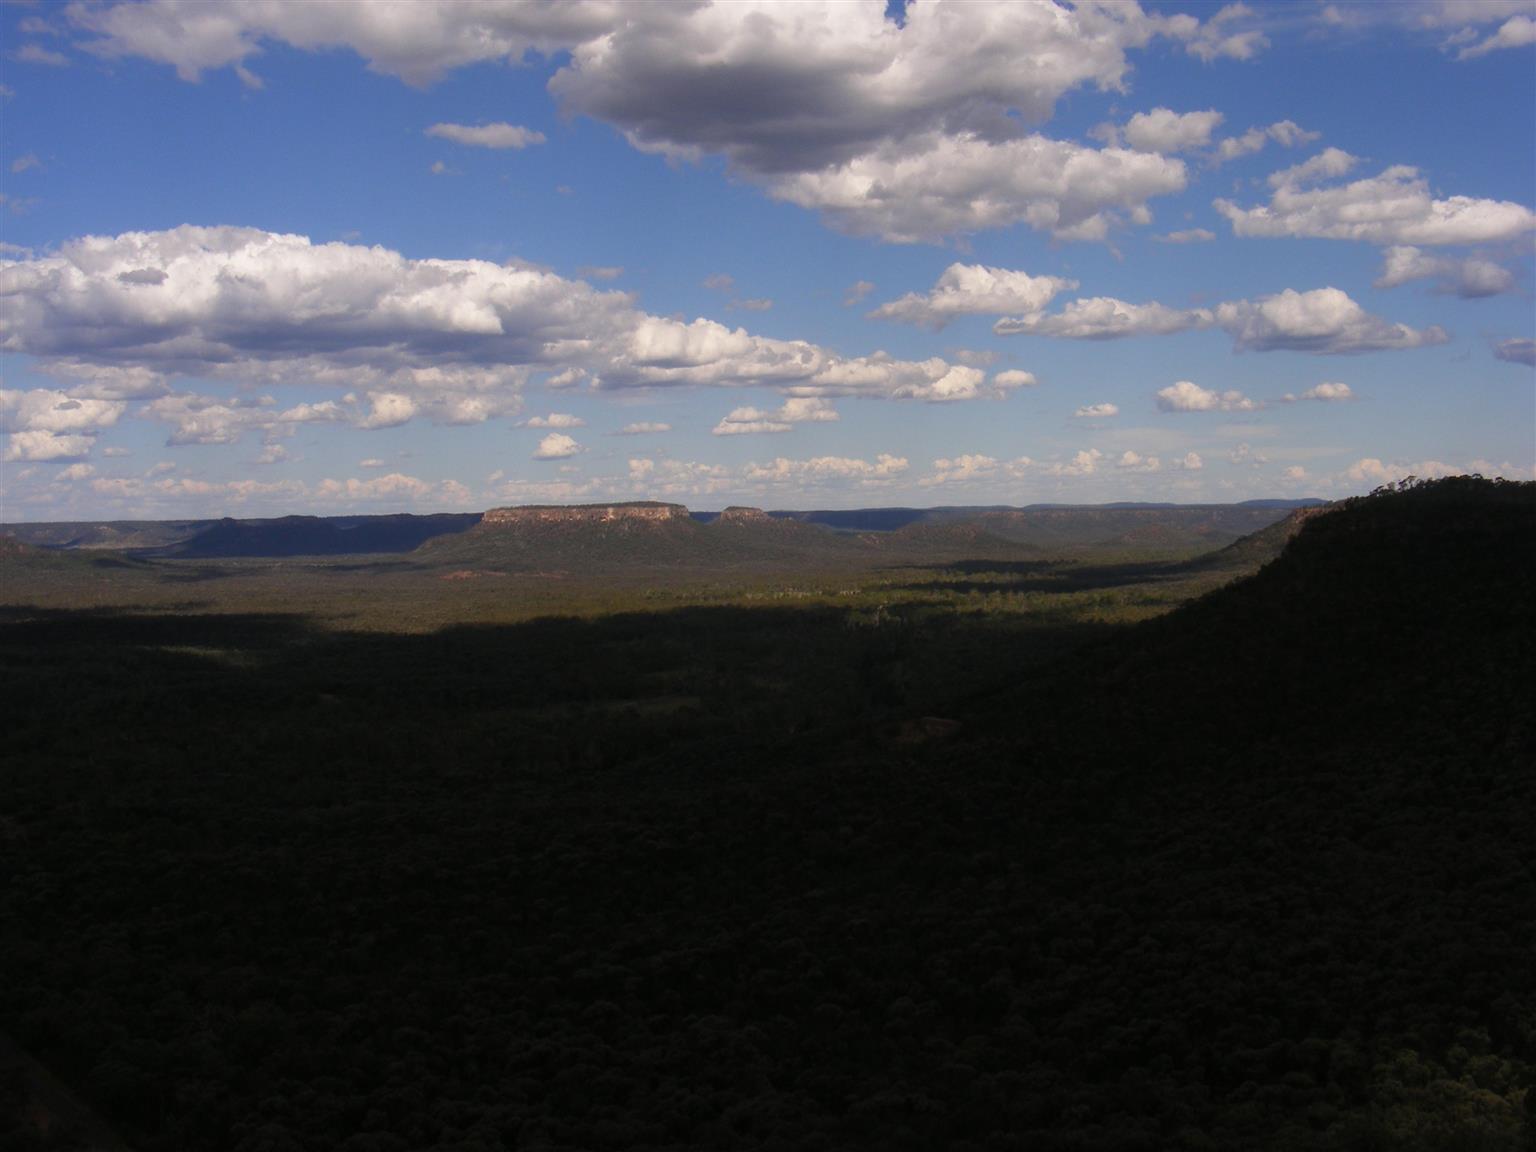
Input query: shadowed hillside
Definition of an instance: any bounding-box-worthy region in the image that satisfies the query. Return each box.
[1,478,1531,1151]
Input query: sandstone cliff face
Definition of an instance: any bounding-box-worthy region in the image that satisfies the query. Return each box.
[480,502,690,527]
[715,506,770,525]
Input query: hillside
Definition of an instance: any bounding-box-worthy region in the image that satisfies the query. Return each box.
[1,478,1530,1151]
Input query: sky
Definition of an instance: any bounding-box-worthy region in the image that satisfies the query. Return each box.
[1,0,1533,519]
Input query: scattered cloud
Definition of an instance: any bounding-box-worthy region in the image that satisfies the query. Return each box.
[1213,120,1320,164]
[1283,382,1355,402]
[733,297,773,312]
[12,44,69,68]
[1155,381,1260,412]
[996,297,1214,340]
[1154,228,1216,244]
[870,263,1078,329]
[615,421,672,436]
[1217,158,1536,245]
[1181,3,1269,61]
[1122,108,1224,154]
[703,273,735,293]
[1374,245,1516,297]
[576,265,624,281]
[991,370,1039,390]
[713,396,838,435]
[533,432,583,459]
[843,280,875,307]
[1074,403,1120,419]
[1116,450,1161,472]
[1456,14,1536,58]
[10,153,41,175]
[1214,287,1448,353]
[426,122,546,149]
[1493,338,1536,366]
[524,413,586,429]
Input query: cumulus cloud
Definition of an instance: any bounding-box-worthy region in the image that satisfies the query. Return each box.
[1456,14,1536,58]
[844,280,875,307]
[1176,451,1203,470]
[990,283,1442,354]
[770,132,1188,243]
[1121,108,1224,153]
[922,454,1001,486]
[533,432,583,459]
[742,453,909,486]
[2,387,126,460]
[1116,450,1161,472]
[712,396,838,435]
[1075,402,1120,418]
[1,227,1000,438]
[1494,338,1536,366]
[1180,2,1269,61]
[1374,245,1516,297]
[870,263,1078,328]
[995,297,1214,339]
[1154,228,1216,243]
[426,122,545,149]
[615,421,672,435]
[992,370,1039,390]
[1214,287,1447,353]
[1214,120,1321,164]
[524,412,586,428]
[1155,381,1260,412]
[1291,382,1355,402]
[57,462,96,482]
[70,1,1255,244]
[1346,457,1460,485]
[1217,159,1536,245]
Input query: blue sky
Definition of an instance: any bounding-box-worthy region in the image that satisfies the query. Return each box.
[2,0,1533,518]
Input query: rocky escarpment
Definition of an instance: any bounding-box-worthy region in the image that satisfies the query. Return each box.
[714,506,771,525]
[480,502,691,527]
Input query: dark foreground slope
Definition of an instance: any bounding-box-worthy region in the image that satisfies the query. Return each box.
[1,478,1532,1151]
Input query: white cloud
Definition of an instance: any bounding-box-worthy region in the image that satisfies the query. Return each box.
[1176,452,1203,470]
[1217,160,1536,245]
[524,412,586,428]
[1346,457,1461,485]
[426,122,545,149]
[13,44,70,67]
[1494,338,1536,366]
[1457,14,1536,57]
[1042,448,1105,477]
[1300,382,1354,402]
[1214,120,1321,164]
[1116,450,1161,472]
[1214,287,1447,353]
[1075,403,1120,419]
[712,396,838,435]
[869,263,1078,329]
[922,454,1000,486]
[991,369,1039,390]
[615,421,672,435]
[359,457,386,468]
[1154,228,1216,243]
[1122,108,1223,154]
[843,280,875,307]
[2,227,1001,438]
[57,462,96,482]
[1180,2,1269,61]
[1156,381,1260,412]
[1,388,127,433]
[533,432,583,459]
[996,297,1214,339]
[742,453,909,485]
[712,406,792,436]
[770,132,1188,243]
[1374,245,1516,297]
[3,430,94,461]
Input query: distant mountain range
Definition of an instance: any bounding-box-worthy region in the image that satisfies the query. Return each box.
[2,499,1325,560]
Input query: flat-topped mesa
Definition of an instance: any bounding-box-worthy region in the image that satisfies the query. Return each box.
[480,501,691,528]
[715,506,771,525]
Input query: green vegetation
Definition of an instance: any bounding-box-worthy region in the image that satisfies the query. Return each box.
[2,479,1532,1150]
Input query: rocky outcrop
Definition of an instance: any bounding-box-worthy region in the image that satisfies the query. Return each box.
[480,501,691,527]
[715,506,771,525]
